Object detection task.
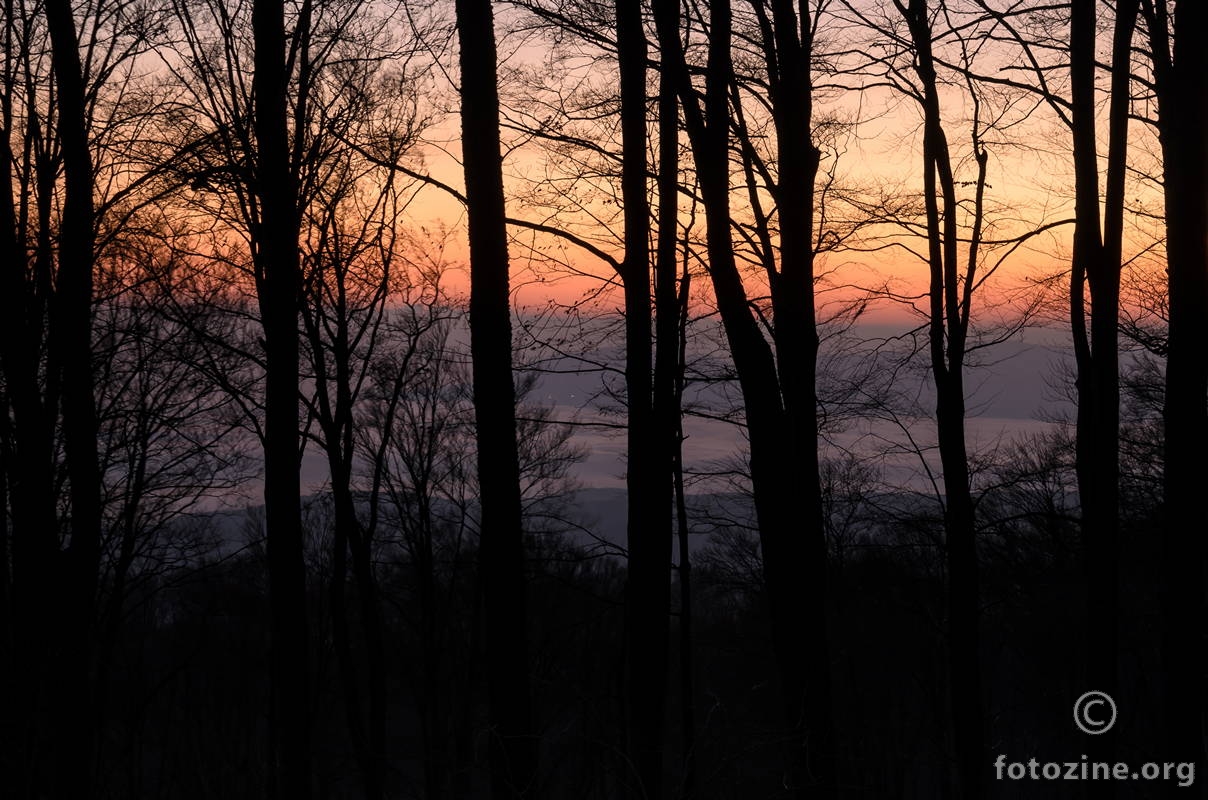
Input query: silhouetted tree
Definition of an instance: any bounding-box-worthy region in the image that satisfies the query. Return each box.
[892,1,987,793]
[0,0,117,794]
[615,1,674,797]
[652,5,695,792]
[298,67,427,798]
[166,2,429,792]
[957,1,1141,777]
[1068,0,1137,775]
[455,0,539,795]
[360,299,473,799]
[655,0,837,794]
[91,249,256,764]
[252,0,312,794]
[1142,0,1208,785]
[0,1,67,786]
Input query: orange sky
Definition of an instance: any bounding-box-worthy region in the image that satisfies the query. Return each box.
[393,17,1169,329]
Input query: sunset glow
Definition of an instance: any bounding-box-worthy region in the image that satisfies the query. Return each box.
[2,1,1202,797]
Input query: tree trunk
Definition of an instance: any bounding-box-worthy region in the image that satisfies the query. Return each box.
[655,0,834,794]
[1069,1,1136,783]
[672,278,696,797]
[764,2,837,792]
[252,0,312,795]
[350,532,388,800]
[44,1,103,795]
[306,279,388,800]
[899,1,984,795]
[655,21,694,795]
[328,493,370,790]
[1151,0,1208,788]
[617,0,672,796]
[0,27,61,793]
[455,2,538,796]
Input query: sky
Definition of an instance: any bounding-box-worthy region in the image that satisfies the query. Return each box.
[392,8,1169,327]
[225,1,1170,505]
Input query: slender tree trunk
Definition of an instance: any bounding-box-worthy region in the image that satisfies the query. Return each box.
[307,291,388,800]
[654,28,694,796]
[935,376,981,800]
[0,3,12,726]
[329,495,370,784]
[44,1,103,796]
[252,0,311,795]
[765,2,837,792]
[350,534,388,800]
[617,0,672,796]
[1069,2,1136,783]
[329,473,387,800]
[672,282,696,797]
[420,558,448,800]
[900,2,984,795]
[320,421,387,800]
[655,0,834,794]
[1151,0,1208,789]
[0,457,7,690]
[0,30,60,793]
[455,2,538,796]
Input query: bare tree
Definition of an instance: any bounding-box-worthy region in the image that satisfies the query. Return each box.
[652,5,694,792]
[0,0,64,784]
[1067,0,1137,775]
[455,1,538,795]
[251,0,312,794]
[360,299,472,799]
[91,245,257,757]
[162,2,434,792]
[298,66,427,798]
[613,1,676,796]
[655,0,838,794]
[892,3,987,793]
[939,0,1141,778]
[0,0,153,793]
[1141,0,1208,782]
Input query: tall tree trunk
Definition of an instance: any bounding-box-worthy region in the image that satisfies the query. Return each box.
[764,2,837,792]
[252,0,311,795]
[44,1,103,795]
[672,272,696,798]
[899,2,984,795]
[1069,1,1136,783]
[654,22,694,795]
[326,440,387,800]
[655,0,834,794]
[306,286,388,800]
[328,493,370,788]
[1150,0,1208,788]
[617,0,672,796]
[455,2,538,796]
[350,530,388,800]
[331,472,388,800]
[0,17,60,792]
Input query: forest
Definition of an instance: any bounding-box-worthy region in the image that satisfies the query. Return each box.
[0,0,1205,798]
